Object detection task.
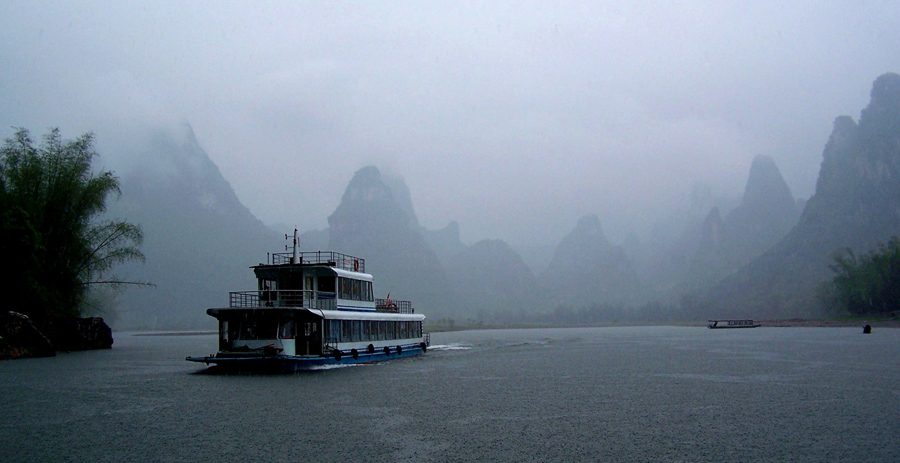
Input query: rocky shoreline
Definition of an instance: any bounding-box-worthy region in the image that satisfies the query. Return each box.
[0,311,113,360]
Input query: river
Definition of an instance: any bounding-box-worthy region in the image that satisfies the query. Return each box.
[1,326,898,462]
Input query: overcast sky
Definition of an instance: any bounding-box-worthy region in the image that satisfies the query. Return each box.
[2,1,898,246]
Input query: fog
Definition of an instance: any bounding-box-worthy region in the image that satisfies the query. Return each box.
[2,1,898,245]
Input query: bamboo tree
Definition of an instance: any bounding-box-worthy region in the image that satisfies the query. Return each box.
[828,237,900,315]
[0,128,147,331]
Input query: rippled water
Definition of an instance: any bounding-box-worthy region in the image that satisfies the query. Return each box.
[2,326,898,462]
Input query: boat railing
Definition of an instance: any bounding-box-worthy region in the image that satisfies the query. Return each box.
[230,290,338,311]
[269,251,365,272]
[227,290,414,313]
[375,298,414,314]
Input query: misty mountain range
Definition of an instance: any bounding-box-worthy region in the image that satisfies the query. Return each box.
[106,73,900,329]
[707,72,900,318]
[105,125,278,329]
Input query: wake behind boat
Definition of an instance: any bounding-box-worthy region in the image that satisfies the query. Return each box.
[186,230,429,371]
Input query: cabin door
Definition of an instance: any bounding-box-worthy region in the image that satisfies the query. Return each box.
[295,320,322,356]
[304,276,314,307]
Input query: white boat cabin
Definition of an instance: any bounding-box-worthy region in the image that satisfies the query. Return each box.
[208,251,425,358]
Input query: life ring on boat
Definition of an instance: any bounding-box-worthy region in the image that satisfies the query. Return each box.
[383,346,391,356]
[333,349,342,362]
[396,345,403,355]
[367,344,375,354]
[353,259,359,271]
[420,342,427,353]
[351,348,359,360]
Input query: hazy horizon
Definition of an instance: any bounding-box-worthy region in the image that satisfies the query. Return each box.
[2,1,899,246]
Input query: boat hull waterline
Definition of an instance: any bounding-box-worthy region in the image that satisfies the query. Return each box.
[187,344,426,372]
[707,319,761,329]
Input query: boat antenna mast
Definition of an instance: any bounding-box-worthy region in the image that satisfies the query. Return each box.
[285,228,299,264]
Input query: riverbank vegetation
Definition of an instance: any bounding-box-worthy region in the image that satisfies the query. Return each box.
[825,237,900,316]
[0,128,146,338]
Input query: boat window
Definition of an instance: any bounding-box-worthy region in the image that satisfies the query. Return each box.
[326,320,340,344]
[279,320,295,339]
[336,277,375,301]
[236,317,278,340]
[219,320,231,348]
[228,320,240,342]
[355,320,362,341]
[318,277,336,297]
[341,320,351,342]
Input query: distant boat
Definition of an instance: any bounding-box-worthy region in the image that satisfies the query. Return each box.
[186,230,429,371]
[707,319,761,329]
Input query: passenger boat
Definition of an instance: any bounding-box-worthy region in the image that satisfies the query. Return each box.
[186,230,429,371]
[707,319,761,329]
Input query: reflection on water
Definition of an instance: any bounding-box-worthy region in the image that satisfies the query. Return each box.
[2,326,898,462]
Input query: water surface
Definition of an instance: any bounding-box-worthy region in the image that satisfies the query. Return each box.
[1,326,897,462]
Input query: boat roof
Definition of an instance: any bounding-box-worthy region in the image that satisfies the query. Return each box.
[331,267,373,281]
[252,263,373,282]
[207,307,424,321]
[315,309,424,321]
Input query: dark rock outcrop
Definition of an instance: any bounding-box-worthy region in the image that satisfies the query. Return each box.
[0,311,56,359]
[55,317,114,351]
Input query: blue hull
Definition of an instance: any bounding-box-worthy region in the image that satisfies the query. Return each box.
[186,345,426,372]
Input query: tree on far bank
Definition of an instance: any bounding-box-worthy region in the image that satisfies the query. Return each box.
[0,128,146,332]
[826,237,900,315]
